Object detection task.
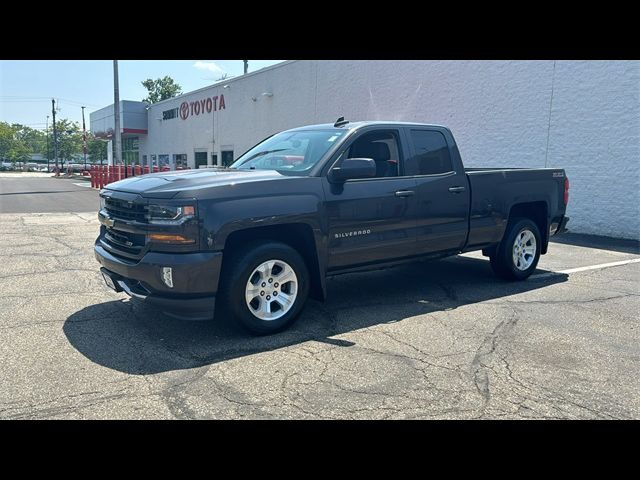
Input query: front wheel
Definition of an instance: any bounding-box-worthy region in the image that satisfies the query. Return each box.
[490,218,541,281]
[219,241,310,335]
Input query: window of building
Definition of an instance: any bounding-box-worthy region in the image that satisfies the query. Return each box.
[406,130,453,175]
[221,150,234,167]
[174,154,188,169]
[158,154,169,167]
[211,153,218,166]
[122,136,140,166]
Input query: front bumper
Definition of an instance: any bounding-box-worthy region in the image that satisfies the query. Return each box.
[95,242,223,320]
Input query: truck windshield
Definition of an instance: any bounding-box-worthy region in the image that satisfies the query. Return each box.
[230,129,346,174]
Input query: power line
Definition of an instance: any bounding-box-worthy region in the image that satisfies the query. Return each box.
[0,99,56,103]
[0,96,52,99]
[0,96,101,107]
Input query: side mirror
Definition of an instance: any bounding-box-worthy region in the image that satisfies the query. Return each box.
[329,158,376,183]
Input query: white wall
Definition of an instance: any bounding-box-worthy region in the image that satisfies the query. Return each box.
[145,61,317,165]
[545,61,639,240]
[146,60,640,240]
[89,100,148,135]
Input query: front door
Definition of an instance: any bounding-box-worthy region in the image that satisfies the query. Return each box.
[322,128,419,270]
[221,150,234,166]
[195,151,208,169]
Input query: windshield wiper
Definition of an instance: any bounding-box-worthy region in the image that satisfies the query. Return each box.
[238,149,288,166]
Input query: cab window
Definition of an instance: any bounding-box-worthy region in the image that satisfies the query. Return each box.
[346,130,402,178]
[406,130,453,175]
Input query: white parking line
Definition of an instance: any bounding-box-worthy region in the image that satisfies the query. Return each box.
[531,258,640,279]
[73,182,92,188]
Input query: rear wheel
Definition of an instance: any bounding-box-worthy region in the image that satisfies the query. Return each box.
[219,241,309,335]
[490,218,541,280]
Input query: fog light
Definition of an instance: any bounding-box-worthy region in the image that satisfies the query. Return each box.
[161,267,173,288]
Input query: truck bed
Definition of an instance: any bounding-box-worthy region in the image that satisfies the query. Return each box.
[464,167,566,249]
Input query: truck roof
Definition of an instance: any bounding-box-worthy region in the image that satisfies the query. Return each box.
[287,121,448,132]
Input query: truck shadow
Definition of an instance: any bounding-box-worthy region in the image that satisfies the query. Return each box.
[550,232,640,255]
[63,256,568,375]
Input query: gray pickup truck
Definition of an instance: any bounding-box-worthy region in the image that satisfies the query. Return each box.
[95,120,569,334]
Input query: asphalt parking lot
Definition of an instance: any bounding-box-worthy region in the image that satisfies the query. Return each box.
[0,172,98,213]
[0,175,638,419]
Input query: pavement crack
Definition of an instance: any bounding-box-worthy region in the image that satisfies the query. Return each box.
[490,293,639,306]
[470,305,520,413]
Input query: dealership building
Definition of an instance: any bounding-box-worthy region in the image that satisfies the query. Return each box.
[90,60,639,240]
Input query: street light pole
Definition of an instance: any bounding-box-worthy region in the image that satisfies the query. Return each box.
[113,60,123,176]
[81,106,87,171]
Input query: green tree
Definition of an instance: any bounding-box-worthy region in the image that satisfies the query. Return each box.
[0,122,15,160]
[15,125,46,154]
[51,119,83,167]
[141,76,183,104]
[87,134,108,165]
[0,122,31,168]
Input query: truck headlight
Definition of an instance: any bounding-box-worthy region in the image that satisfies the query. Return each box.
[146,204,195,224]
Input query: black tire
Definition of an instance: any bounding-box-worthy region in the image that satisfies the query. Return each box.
[218,241,310,335]
[490,217,541,281]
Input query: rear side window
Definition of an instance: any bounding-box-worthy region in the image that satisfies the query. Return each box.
[407,130,453,175]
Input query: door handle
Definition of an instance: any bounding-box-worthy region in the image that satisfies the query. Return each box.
[448,186,466,193]
[395,190,415,198]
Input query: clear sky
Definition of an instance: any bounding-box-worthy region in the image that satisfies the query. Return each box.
[0,60,285,129]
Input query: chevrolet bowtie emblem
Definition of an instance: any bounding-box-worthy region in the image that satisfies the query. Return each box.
[100,214,115,228]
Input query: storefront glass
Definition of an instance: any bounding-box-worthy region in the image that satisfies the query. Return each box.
[122,136,139,165]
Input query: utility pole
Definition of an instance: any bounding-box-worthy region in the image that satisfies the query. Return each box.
[81,106,87,171]
[243,60,248,75]
[46,115,50,173]
[51,99,59,175]
[113,60,123,176]
[215,95,218,167]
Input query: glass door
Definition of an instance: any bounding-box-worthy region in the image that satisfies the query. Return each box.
[195,152,208,169]
[221,150,234,167]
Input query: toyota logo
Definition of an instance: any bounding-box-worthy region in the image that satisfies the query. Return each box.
[179,101,189,120]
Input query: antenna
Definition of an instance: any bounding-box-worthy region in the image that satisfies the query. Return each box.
[334,116,348,127]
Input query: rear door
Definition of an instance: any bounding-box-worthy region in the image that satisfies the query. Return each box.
[322,127,419,270]
[404,128,470,253]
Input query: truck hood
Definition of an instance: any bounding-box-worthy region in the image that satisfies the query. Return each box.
[103,168,287,199]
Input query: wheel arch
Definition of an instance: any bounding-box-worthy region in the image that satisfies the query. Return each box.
[221,223,326,301]
[507,201,549,254]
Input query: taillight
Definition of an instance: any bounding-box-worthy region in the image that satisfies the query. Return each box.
[564,177,569,205]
